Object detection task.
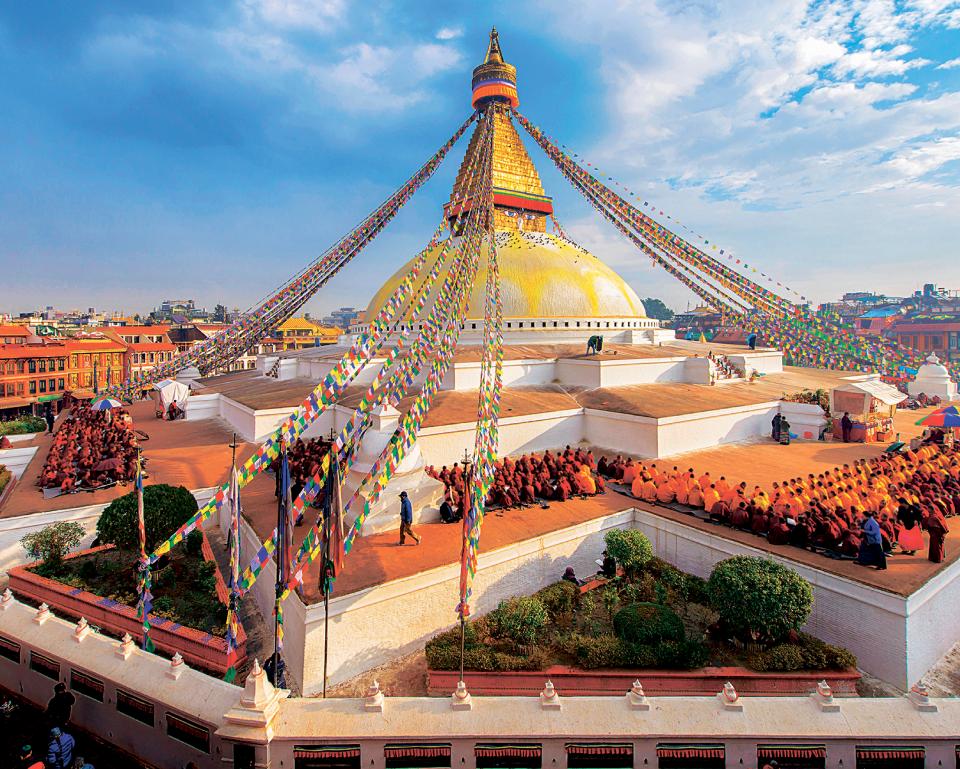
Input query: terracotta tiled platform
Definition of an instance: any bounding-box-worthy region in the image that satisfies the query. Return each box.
[0,401,254,518]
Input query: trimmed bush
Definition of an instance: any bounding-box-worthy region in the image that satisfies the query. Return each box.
[613,602,685,646]
[185,529,204,557]
[621,643,659,668]
[488,596,548,646]
[0,467,11,495]
[604,529,653,577]
[707,556,813,643]
[747,634,857,672]
[654,639,710,670]
[97,484,199,552]
[537,581,577,623]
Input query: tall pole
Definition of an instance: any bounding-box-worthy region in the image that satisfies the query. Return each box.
[459,451,473,684]
[273,440,286,687]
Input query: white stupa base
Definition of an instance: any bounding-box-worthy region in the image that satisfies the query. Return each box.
[908,354,959,402]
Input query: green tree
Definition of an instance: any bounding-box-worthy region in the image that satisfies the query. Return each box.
[603,529,653,579]
[213,304,229,323]
[642,297,675,321]
[97,484,199,552]
[21,521,85,570]
[707,556,813,644]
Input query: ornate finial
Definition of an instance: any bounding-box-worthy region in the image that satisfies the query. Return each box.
[472,27,518,109]
[0,588,13,611]
[812,679,840,712]
[364,680,385,712]
[540,680,561,710]
[451,680,473,711]
[908,681,938,712]
[167,652,186,680]
[73,617,91,643]
[116,632,135,660]
[627,680,649,711]
[33,603,50,625]
[718,681,743,711]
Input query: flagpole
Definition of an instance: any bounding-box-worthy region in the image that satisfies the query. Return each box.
[273,440,286,687]
[459,453,473,684]
[321,454,334,698]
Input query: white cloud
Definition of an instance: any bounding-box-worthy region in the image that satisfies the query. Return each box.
[242,0,345,33]
[436,26,463,41]
[938,56,960,69]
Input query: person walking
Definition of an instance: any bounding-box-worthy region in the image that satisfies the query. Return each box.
[44,403,55,434]
[46,682,75,729]
[771,412,782,442]
[841,411,853,442]
[856,510,887,570]
[45,727,75,769]
[398,491,420,545]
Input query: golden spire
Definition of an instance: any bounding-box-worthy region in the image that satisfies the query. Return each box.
[484,27,504,64]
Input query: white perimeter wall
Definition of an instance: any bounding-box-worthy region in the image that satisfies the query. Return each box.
[0,446,39,480]
[656,403,780,456]
[634,510,917,689]
[279,504,953,694]
[298,509,635,693]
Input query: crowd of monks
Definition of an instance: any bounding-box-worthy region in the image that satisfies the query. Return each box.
[270,437,332,514]
[425,446,605,513]
[599,443,956,564]
[38,405,139,493]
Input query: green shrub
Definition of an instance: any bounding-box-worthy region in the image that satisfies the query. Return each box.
[747,635,856,672]
[185,529,204,556]
[537,581,577,622]
[425,639,459,670]
[707,556,813,644]
[489,596,549,645]
[77,558,98,580]
[613,602,685,645]
[0,467,11,495]
[621,643,658,668]
[574,635,625,669]
[21,521,85,570]
[97,484,199,552]
[604,529,653,577]
[152,595,174,615]
[753,644,806,672]
[493,647,550,672]
[622,573,656,604]
[0,416,46,436]
[654,639,709,670]
[823,644,857,670]
[197,561,218,593]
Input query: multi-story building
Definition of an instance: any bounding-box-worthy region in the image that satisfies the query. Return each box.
[0,325,31,345]
[275,317,341,350]
[854,306,902,337]
[322,306,361,329]
[888,313,960,362]
[0,333,127,415]
[102,325,177,379]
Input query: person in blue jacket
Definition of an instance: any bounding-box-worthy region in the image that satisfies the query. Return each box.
[398,490,421,545]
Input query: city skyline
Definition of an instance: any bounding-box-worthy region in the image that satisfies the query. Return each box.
[2,2,960,311]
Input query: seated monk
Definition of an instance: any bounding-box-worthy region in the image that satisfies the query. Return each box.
[703,485,721,514]
[687,482,704,508]
[730,502,751,530]
[767,516,791,545]
[621,460,638,485]
[655,476,676,504]
[595,474,606,494]
[710,498,731,523]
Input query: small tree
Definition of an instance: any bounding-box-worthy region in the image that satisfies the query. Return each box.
[21,521,85,570]
[603,529,653,578]
[97,484,199,552]
[488,596,549,646]
[707,556,813,644]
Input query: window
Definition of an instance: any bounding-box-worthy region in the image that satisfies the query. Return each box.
[29,381,37,394]
[0,634,20,662]
[58,358,65,371]
[16,383,23,396]
[38,359,46,373]
[166,712,210,753]
[28,359,36,373]
[566,744,633,769]
[4,362,12,375]
[17,360,24,373]
[855,746,924,769]
[57,379,64,391]
[39,380,46,393]
[48,379,55,392]
[756,745,825,769]
[149,353,155,363]
[294,745,361,769]
[234,744,256,769]
[70,669,105,702]
[117,689,154,726]
[931,336,943,349]
[656,745,724,769]
[385,744,451,769]
[29,651,60,679]
[476,745,542,769]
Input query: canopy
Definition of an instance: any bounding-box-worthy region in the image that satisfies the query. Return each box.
[154,380,190,413]
[917,405,960,427]
[831,379,905,415]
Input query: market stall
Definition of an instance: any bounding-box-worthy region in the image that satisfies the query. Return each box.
[830,379,905,443]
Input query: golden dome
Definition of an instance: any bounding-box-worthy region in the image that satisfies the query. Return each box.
[365,230,647,322]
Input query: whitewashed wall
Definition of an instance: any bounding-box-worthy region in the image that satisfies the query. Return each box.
[583,409,659,457]
[185,393,220,422]
[656,403,780,456]
[0,446,39,480]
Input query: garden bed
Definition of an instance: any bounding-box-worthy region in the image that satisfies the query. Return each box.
[8,530,245,675]
[426,533,857,690]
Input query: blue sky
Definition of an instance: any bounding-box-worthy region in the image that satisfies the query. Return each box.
[1,0,959,316]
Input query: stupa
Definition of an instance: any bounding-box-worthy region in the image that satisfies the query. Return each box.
[908,353,958,401]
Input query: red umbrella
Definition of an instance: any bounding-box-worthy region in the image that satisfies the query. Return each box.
[94,457,124,471]
[916,405,960,428]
